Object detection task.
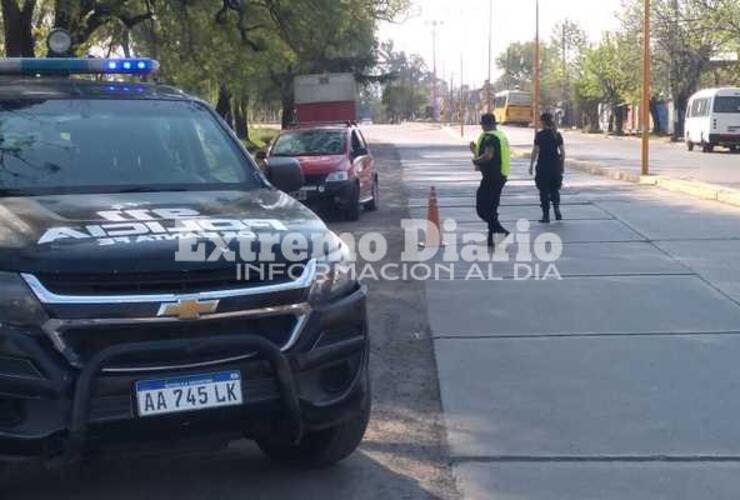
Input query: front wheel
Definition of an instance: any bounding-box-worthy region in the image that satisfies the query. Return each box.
[343,183,361,222]
[364,177,379,212]
[687,140,694,152]
[257,397,371,468]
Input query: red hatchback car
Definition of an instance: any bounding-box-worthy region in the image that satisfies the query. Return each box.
[267,123,378,221]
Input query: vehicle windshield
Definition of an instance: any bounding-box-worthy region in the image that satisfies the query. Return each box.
[508,93,532,106]
[714,96,740,113]
[0,99,261,195]
[271,129,346,156]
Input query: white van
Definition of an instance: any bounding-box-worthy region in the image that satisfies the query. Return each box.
[685,87,740,152]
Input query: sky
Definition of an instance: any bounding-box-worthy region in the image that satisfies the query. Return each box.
[378,0,625,88]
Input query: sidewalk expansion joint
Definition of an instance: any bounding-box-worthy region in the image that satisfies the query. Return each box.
[433,330,740,341]
[452,455,740,464]
[483,272,695,281]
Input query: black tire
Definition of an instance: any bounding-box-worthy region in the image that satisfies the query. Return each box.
[702,141,714,153]
[343,183,361,222]
[257,395,371,468]
[364,177,379,212]
[687,140,694,152]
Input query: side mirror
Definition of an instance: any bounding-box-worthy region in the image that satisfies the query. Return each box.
[352,147,368,159]
[255,150,268,161]
[266,157,304,193]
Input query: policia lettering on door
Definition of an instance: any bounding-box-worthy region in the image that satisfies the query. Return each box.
[470,113,512,247]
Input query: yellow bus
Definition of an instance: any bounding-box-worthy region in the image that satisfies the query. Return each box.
[493,90,533,126]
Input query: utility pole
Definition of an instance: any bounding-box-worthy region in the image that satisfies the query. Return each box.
[505,47,510,89]
[561,23,568,127]
[487,0,493,112]
[429,20,443,122]
[449,72,454,124]
[533,0,541,126]
[460,53,465,137]
[432,21,438,122]
[641,0,651,175]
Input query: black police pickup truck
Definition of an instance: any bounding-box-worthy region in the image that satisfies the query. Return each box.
[0,55,369,473]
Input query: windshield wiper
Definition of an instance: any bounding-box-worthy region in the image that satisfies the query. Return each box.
[114,187,193,194]
[0,189,27,197]
[273,152,335,157]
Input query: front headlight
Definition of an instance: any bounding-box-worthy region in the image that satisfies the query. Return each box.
[0,272,48,327]
[325,171,349,183]
[308,237,357,305]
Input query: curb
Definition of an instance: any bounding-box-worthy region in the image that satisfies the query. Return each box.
[551,153,740,209]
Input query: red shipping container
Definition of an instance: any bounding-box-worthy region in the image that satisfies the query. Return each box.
[294,73,357,124]
[295,101,357,124]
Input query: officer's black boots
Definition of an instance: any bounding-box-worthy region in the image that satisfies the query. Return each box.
[554,204,563,221]
[494,222,510,236]
[486,221,509,247]
[539,202,551,224]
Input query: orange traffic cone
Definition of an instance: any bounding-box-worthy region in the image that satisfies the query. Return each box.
[422,186,443,248]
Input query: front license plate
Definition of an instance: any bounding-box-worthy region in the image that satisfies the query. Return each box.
[135,371,243,417]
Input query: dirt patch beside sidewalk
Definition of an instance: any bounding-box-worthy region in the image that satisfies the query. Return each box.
[330,142,460,499]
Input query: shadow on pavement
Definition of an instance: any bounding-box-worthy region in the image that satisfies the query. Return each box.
[4,442,430,500]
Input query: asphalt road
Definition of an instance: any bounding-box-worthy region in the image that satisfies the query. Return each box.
[456,124,740,189]
[2,131,458,499]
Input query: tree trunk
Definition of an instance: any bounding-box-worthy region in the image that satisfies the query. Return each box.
[673,97,688,141]
[612,105,625,135]
[281,90,295,129]
[2,0,37,57]
[649,97,660,135]
[216,84,234,129]
[234,96,250,140]
[581,101,600,133]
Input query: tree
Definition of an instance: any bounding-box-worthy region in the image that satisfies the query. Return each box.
[496,42,535,91]
[550,20,587,127]
[1,0,159,57]
[255,0,399,127]
[129,0,278,138]
[1,0,37,56]
[621,0,729,138]
[1,0,410,133]
[691,0,740,40]
[378,41,430,122]
[576,33,639,134]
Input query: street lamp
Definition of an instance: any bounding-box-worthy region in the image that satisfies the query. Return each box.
[641,0,651,175]
[460,53,465,137]
[428,20,444,122]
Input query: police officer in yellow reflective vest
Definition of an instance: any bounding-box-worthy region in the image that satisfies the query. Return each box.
[470,113,511,246]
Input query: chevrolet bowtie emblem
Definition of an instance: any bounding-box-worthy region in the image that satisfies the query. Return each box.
[157,299,220,320]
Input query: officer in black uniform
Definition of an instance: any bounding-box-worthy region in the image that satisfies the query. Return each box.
[470,113,510,246]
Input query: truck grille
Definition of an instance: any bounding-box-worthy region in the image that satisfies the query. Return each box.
[26,260,316,372]
[60,315,297,370]
[304,174,327,186]
[36,264,306,295]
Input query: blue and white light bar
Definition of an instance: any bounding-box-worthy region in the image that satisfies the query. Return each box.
[0,58,159,76]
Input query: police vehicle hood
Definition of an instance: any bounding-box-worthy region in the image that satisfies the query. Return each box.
[0,189,329,275]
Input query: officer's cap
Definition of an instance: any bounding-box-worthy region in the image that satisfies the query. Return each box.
[480,113,496,127]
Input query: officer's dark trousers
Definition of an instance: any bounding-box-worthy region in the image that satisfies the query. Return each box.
[538,188,560,209]
[476,175,508,234]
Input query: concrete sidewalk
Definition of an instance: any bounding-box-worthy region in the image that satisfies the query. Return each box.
[395,125,740,499]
